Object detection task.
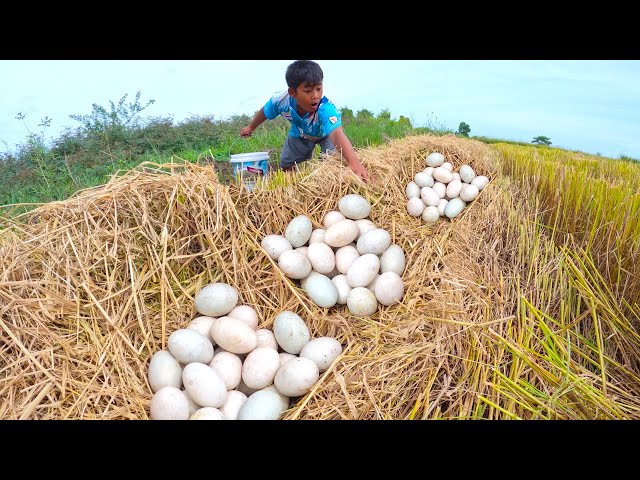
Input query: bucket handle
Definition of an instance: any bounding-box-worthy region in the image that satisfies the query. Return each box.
[207,137,245,163]
[227,135,247,160]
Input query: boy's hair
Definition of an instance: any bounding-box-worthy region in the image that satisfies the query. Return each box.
[286,60,324,90]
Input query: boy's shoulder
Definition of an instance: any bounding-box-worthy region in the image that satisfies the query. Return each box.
[268,90,292,108]
[318,97,340,118]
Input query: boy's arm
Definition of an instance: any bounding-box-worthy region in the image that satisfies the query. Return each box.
[240,107,267,137]
[328,127,372,182]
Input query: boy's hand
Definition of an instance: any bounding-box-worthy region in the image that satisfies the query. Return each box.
[349,161,373,182]
[240,126,254,137]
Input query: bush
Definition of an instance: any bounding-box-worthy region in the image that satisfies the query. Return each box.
[1,94,445,209]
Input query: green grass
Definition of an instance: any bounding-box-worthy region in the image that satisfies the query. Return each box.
[0,110,447,211]
[2,98,634,215]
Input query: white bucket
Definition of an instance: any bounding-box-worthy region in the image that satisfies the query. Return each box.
[230,151,269,191]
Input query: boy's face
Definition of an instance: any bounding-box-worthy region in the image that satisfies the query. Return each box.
[289,82,323,114]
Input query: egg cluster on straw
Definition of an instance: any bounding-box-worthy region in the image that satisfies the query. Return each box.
[261,193,406,317]
[148,282,343,420]
[406,151,490,223]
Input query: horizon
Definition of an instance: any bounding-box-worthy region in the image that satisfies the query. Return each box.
[1,60,639,160]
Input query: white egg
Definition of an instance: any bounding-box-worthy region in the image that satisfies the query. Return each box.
[238,389,286,420]
[423,166,434,176]
[273,311,311,354]
[405,181,421,199]
[295,246,309,258]
[227,305,259,330]
[182,363,228,408]
[186,316,217,346]
[444,198,467,219]
[335,245,361,274]
[148,350,182,393]
[355,219,377,238]
[181,388,200,416]
[471,175,490,191]
[441,161,454,172]
[256,328,279,350]
[323,210,346,228]
[366,274,381,292]
[209,351,243,390]
[299,337,343,372]
[220,390,248,420]
[194,282,238,317]
[420,186,440,207]
[168,329,214,365]
[433,167,453,184]
[261,234,292,261]
[213,346,245,363]
[331,274,352,304]
[459,184,480,202]
[356,229,391,256]
[278,249,312,279]
[380,245,405,276]
[338,194,371,220]
[273,357,320,397]
[324,219,360,248]
[438,198,448,216]
[421,206,440,224]
[414,172,434,188]
[285,215,313,247]
[432,182,447,198]
[346,287,378,317]
[279,352,297,367]
[374,272,405,306]
[150,386,190,420]
[189,407,224,420]
[308,228,326,244]
[325,266,340,279]
[242,347,281,389]
[302,271,339,308]
[210,316,258,354]
[459,164,476,183]
[306,242,336,274]
[452,172,461,182]
[346,254,380,288]
[407,197,425,217]
[426,152,445,167]
[263,385,290,412]
[236,378,258,397]
[445,180,462,199]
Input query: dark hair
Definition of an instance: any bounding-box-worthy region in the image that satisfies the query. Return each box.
[285,60,323,89]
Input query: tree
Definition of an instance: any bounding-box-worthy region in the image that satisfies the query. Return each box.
[340,107,354,119]
[377,109,391,120]
[398,116,412,127]
[532,135,552,146]
[456,122,471,137]
[356,109,374,119]
[69,91,155,133]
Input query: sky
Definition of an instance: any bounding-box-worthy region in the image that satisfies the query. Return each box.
[1,60,639,160]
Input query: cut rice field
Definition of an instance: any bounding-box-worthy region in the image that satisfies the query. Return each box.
[1,135,638,419]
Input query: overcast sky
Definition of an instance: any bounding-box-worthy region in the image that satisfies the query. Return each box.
[1,60,638,159]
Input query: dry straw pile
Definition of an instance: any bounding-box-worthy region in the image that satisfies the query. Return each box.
[2,134,638,419]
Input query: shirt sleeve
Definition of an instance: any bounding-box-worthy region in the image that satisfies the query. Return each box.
[320,100,342,136]
[263,91,289,120]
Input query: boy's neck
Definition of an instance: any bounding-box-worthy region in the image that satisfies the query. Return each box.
[295,104,310,117]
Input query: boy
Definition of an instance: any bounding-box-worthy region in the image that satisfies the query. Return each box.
[240,60,371,182]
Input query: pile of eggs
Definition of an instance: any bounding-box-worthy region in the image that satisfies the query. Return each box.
[148,282,343,420]
[261,194,406,317]
[406,152,490,223]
